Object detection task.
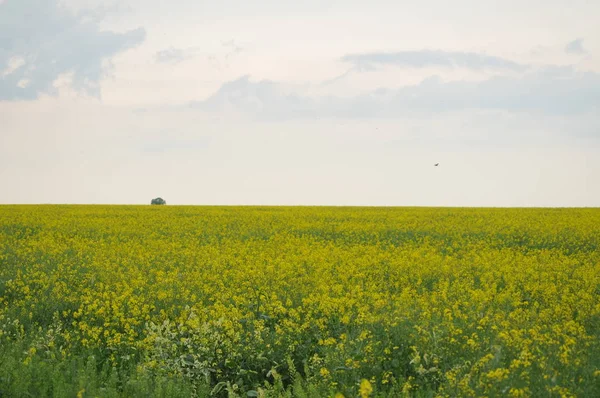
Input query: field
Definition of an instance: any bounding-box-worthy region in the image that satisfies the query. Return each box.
[1,205,599,397]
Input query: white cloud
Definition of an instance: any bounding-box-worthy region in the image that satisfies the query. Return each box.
[341,50,527,72]
[0,0,145,100]
[16,78,30,88]
[1,56,25,77]
[188,65,600,119]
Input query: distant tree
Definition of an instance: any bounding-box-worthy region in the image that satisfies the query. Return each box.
[151,197,166,205]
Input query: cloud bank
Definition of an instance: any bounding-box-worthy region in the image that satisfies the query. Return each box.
[0,0,145,100]
[341,50,527,72]
[188,66,600,119]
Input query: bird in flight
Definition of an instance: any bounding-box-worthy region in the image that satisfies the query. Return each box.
[434,163,439,166]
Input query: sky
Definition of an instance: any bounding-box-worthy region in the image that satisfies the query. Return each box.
[1,0,599,206]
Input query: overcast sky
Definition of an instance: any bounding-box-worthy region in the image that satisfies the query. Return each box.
[1,0,599,206]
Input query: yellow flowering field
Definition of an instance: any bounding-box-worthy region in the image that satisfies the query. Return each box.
[0,205,599,397]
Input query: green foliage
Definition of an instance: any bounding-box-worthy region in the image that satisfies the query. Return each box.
[0,339,197,397]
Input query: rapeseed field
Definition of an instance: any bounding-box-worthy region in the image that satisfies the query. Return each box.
[0,205,599,397]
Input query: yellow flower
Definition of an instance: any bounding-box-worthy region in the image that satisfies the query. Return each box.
[2,205,599,396]
[359,379,373,398]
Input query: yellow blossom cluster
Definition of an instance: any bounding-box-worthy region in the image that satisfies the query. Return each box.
[0,205,599,397]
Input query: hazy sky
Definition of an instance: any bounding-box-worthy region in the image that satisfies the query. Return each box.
[1,0,599,206]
